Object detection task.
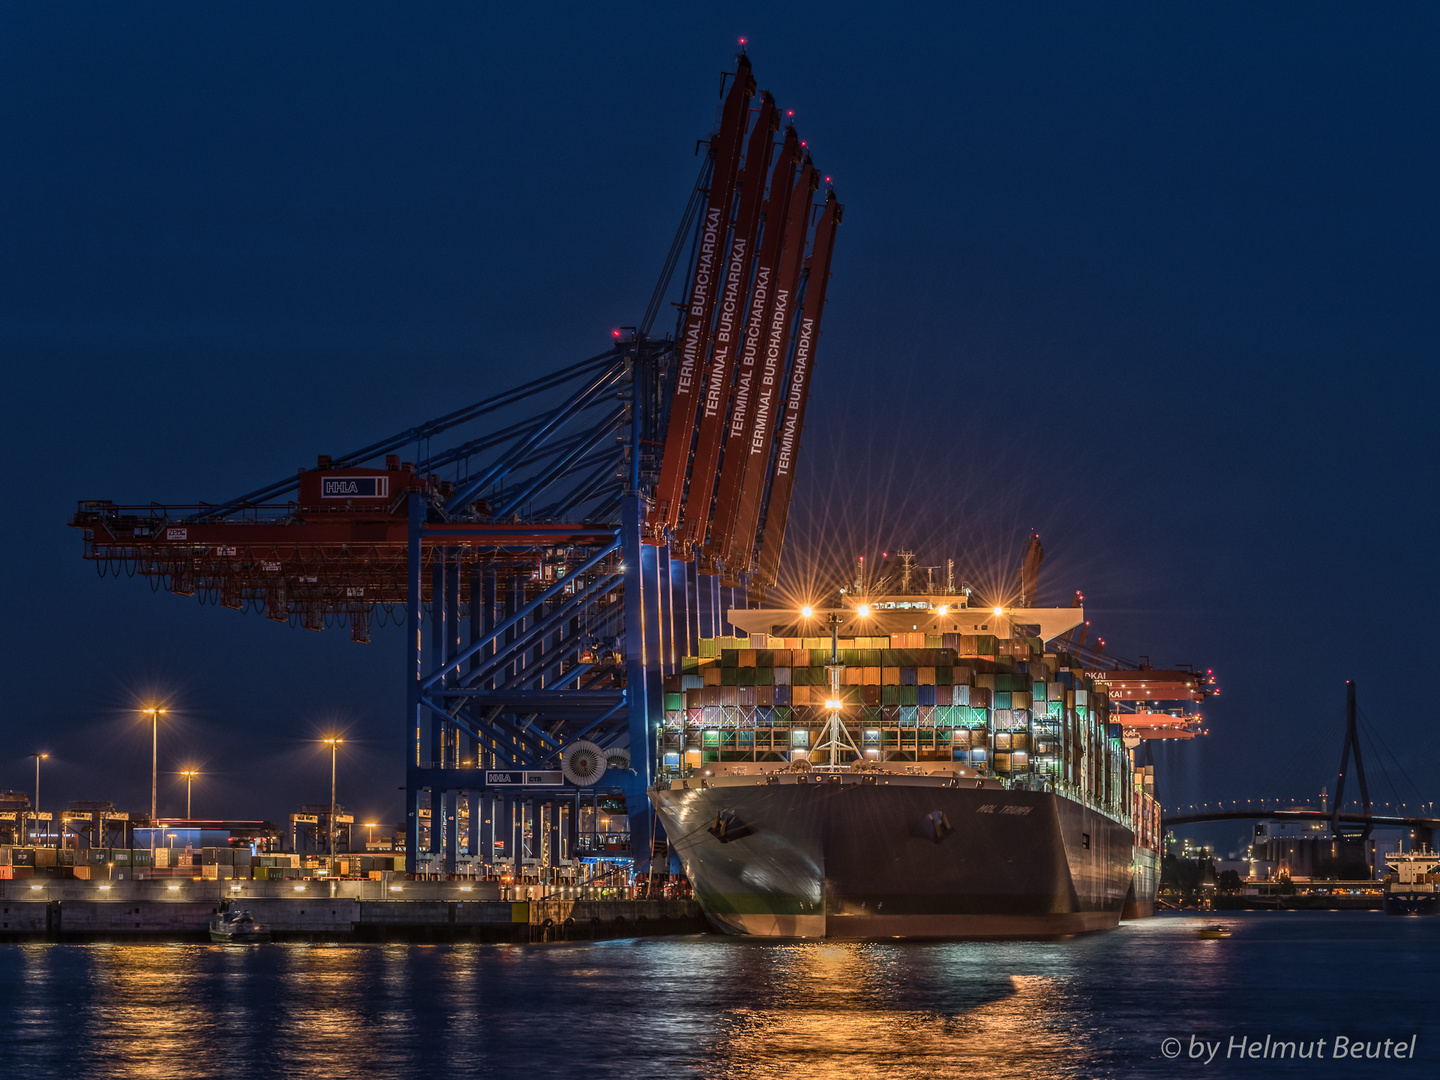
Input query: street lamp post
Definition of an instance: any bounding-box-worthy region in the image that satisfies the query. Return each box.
[323,738,343,876]
[142,705,167,823]
[364,822,378,849]
[180,769,199,819]
[26,753,48,846]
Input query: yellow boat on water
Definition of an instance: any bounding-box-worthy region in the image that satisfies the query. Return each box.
[1197,924,1231,939]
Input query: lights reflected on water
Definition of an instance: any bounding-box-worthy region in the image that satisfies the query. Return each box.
[0,917,1424,1078]
[693,942,1092,1080]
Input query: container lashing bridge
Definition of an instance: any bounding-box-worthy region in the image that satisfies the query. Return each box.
[70,53,843,877]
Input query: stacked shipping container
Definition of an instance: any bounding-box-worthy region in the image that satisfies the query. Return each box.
[662,631,1136,825]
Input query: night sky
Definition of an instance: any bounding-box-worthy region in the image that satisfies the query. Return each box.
[4,5,1437,845]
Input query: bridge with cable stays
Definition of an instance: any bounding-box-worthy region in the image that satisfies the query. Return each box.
[1162,681,1438,849]
[1162,809,1439,848]
[71,51,843,878]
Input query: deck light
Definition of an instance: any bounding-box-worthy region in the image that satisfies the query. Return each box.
[857,604,871,618]
[30,884,42,891]
[167,884,180,891]
[825,699,843,711]
[800,605,814,619]
[937,605,949,616]
[992,606,1004,616]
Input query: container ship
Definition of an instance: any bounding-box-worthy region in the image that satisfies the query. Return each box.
[1383,848,1439,916]
[650,550,1209,938]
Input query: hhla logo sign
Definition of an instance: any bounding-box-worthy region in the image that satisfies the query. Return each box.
[321,477,388,499]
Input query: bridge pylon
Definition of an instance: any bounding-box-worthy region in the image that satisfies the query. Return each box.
[1330,680,1372,846]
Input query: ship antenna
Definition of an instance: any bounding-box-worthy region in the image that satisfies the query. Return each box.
[813,613,862,768]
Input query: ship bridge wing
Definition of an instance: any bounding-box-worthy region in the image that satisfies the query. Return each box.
[725,603,1084,642]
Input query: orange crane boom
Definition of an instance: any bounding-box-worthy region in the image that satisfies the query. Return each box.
[723,157,817,582]
[702,127,802,574]
[752,189,842,596]
[647,57,754,541]
[679,91,780,555]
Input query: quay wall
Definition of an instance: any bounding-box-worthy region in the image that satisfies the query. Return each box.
[0,880,706,942]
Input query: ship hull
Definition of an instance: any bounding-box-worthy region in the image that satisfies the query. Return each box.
[1383,891,1440,916]
[1123,844,1160,919]
[652,776,1134,939]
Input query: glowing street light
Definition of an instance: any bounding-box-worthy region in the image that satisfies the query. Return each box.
[26,753,47,845]
[322,738,343,876]
[364,821,378,847]
[141,705,167,822]
[180,769,200,819]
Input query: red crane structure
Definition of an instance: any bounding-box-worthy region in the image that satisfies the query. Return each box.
[71,52,843,877]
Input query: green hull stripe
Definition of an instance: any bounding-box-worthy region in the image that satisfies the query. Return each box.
[697,892,821,915]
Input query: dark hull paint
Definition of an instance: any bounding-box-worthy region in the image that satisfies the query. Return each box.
[652,778,1135,938]
[1123,844,1160,919]
[1383,891,1440,916]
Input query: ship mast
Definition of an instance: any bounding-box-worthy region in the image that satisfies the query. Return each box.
[811,613,862,768]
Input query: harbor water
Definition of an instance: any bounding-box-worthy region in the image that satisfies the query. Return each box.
[1,912,1434,1078]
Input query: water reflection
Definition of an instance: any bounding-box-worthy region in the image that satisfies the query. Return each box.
[81,945,215,1080]
[0,915,1434,1079]
[697,943,1091,1080]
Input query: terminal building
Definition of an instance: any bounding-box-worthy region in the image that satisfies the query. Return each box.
[1247,820,1375,880]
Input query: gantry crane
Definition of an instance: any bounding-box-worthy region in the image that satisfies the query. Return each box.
[72,51,843,877]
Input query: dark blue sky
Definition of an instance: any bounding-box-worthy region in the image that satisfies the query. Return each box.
[3,4,1437,830]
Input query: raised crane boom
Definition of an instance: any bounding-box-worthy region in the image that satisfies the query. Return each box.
[702,127,802,574]
[679,91,780,556]
[648,57,755,541]
[752,188,842,597]
[724,157,818,583]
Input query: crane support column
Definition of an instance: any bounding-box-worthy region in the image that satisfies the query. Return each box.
[405,491,424,873]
